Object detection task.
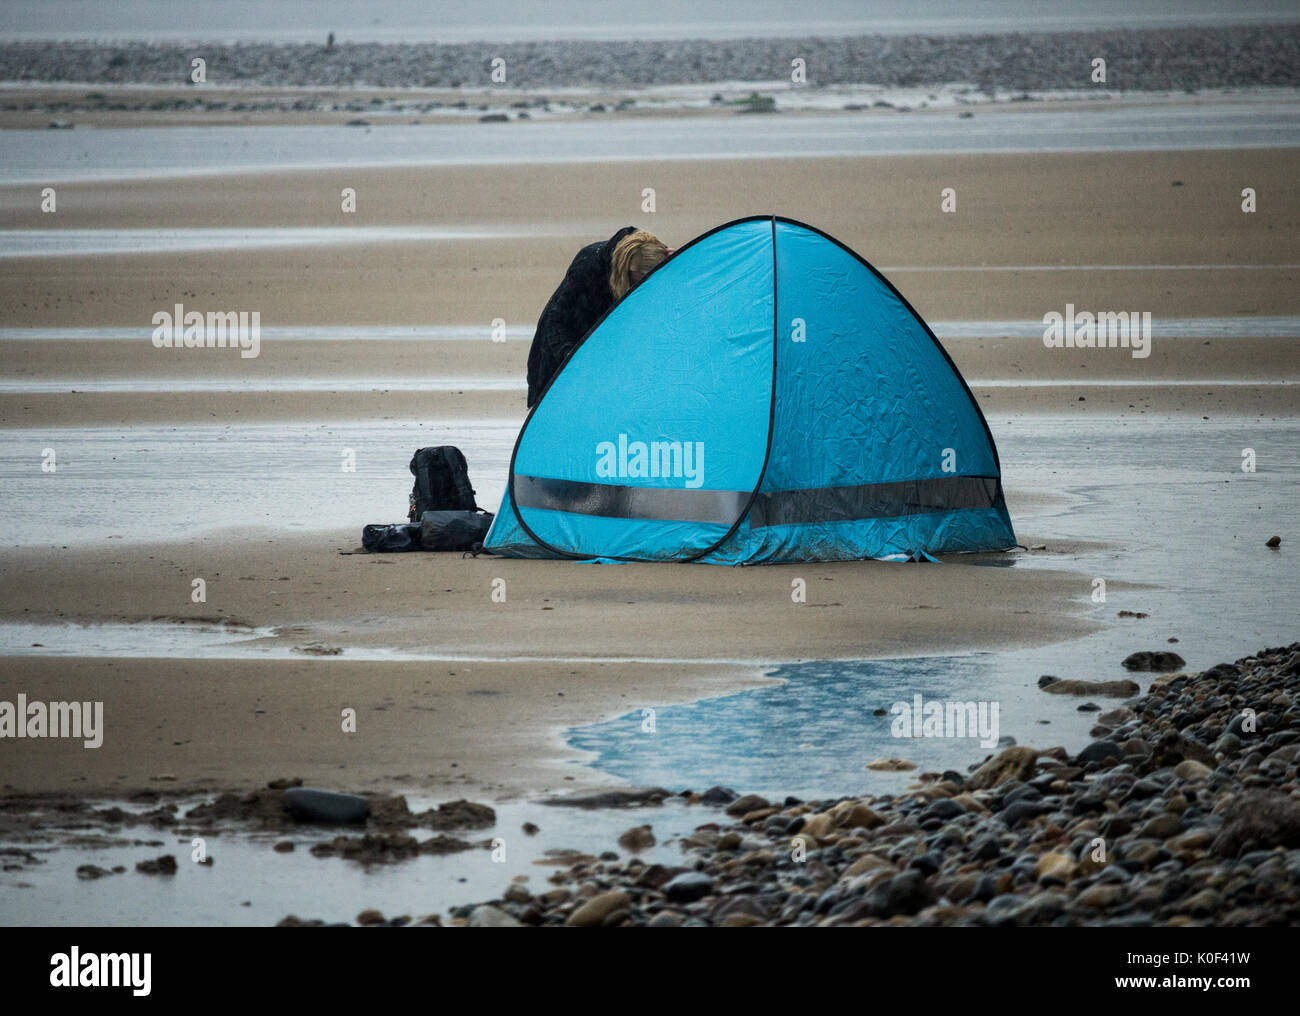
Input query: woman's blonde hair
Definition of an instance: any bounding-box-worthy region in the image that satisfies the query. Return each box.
[609,230,669,300]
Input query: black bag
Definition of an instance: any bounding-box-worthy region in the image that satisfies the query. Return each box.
[362,512,494,553]
[418,510,495,551]
[409,446,479,521]
[362,523,423,553]
[362,445,494,553]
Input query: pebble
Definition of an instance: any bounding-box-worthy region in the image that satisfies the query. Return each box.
[283,787,371,824]
[469,905,523,927]
[135,855,177,876]
[1077,884,1128,908]
[617,825,655,851]
[724,794,770,816]
[1123,651,1186,672]
[662,872,714,903]
[1139,814,1183,839]
[967,746,1039,789]
[865,758,916,771]
[565,891,630,927]
[1173,759,1212,781]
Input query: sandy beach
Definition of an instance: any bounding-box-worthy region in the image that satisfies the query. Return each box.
[3,149,1297,325]
[0,539,1103,797]
[0,7,1296,936]
[2,142,1297,798]
[1,147,1296,431]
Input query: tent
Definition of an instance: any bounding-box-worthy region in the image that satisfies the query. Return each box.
[484,216,1016,563]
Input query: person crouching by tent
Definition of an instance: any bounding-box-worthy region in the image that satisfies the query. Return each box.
[525,227,671,407]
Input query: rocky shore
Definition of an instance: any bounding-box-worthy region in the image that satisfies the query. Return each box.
[447,643,1300,927]
[2,24,1297,95]
[3,643,1297,926]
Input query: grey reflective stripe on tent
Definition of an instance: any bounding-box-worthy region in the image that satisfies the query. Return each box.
[749,476,1001,528]
[514,475,749,524]
[514,473,1001,526]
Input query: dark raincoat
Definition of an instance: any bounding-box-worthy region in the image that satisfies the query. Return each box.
[525,225,637,408]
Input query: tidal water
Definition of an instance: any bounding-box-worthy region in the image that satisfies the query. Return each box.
[0,419,520,546]
[0,795,707,926]
[569,414,1300,796]
[0,227,568,258]
[3,102,1297,185]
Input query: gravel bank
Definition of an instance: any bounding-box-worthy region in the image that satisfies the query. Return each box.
[2,24,1297,92]
[446,643,1300,927]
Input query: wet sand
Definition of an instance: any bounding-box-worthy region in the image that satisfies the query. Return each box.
[0,532,1104,796]
[1,332,1296,427]
[2,148,1298,327]
[1,144,1297,804]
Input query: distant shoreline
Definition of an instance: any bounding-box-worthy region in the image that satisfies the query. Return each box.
[1,23,1297,95]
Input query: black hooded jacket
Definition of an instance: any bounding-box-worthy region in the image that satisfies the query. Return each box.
[525,225,637,408]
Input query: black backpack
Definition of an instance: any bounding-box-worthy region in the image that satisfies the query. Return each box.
[408,446,479,521]
[362,445,493,553]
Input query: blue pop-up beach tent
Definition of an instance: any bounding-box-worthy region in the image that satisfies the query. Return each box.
[485,216,1015,563]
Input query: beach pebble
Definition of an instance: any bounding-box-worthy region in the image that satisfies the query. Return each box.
[617,825,655,851]
[1076,739,1122,764]
[865,757,916,771]
[919,798,964,822]
[724,794,770,816]
[135,855,177,875]
[865,870,936,917]
[469,905,523,927]
[1035,853,1074,883]
[663,872,714,903]
[503,882,531,903]
[1077,884,1128,908]
[566,891,630,927]
[840,801,887,829]
[1139,814,1183,839]
[1173,759,1212,781]
[967,746,1039,789]
[1123,651,1186,672]
[283,787,370,824]
[635,864,685,889]
[1211,791,1300,857]
[711,894,768,922]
